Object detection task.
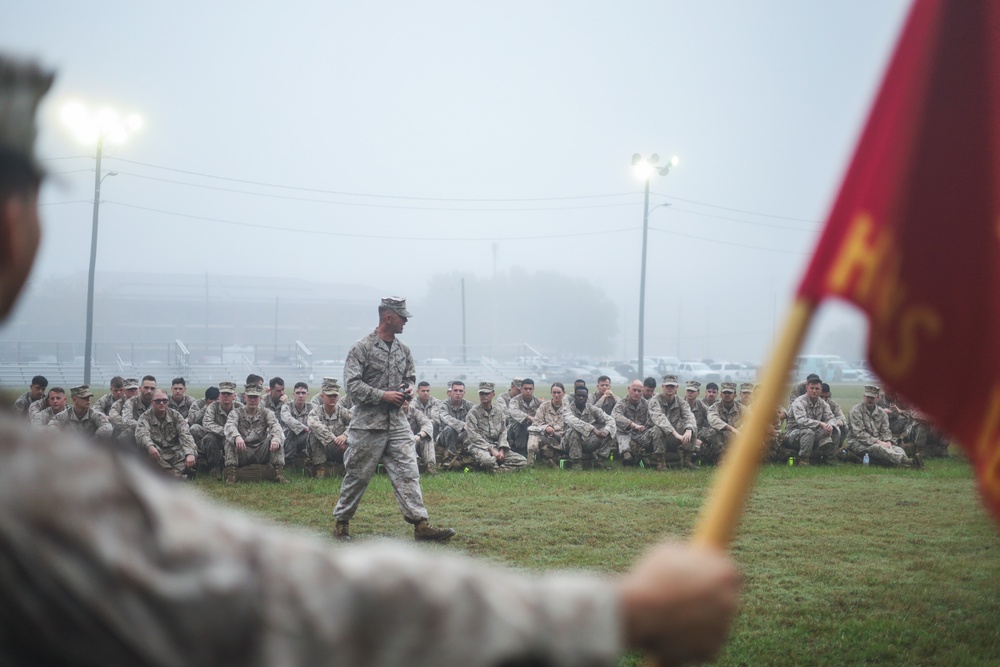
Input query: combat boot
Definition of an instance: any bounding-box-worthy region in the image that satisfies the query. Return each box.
[655,454,668,472]
[424,462,437,476]
[414,519,456,542]
[314,465,327,479]
[223,466,237,484]
[333,520,351,542]
[681,452,698,470]
[273,465,290,484]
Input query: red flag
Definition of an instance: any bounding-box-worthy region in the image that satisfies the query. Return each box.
[797,0,1000,522]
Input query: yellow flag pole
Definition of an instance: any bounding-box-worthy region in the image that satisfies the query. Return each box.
[692,298,817,549]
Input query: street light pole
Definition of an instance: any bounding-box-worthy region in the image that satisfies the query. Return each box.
[638,174,650,382]
[83,135,103,385]
[631,153,678,382]
[62,103,140,386]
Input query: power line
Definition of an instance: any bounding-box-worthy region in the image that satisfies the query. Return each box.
[648,226,809,255]
[665,206,819,232]
[101,200,642,241]
[652,191,820,224]
[106,157,639,203]
[39,199,91,207]
[110,170,645,212]
[52,155,820,223]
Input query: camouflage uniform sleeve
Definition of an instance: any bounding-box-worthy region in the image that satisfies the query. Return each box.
[174,412,197,459]
[135,413,154,450]
[465,409,490,451]
[121,399,142,428]
[507,398,530,424]
[706,403,727,431]
[562,404,591,436]
[610,399,632,431]
[679,401,697,434]
[497,412,510,450]
[27,400,45,419]
[223,408,242,441]
[875,407,893,441]
[790,397,822,429]
[0,420,623,667]
[280,403,307,435]
[188,403,206,427]
[307,410,335,446]
[344,340,384,406]
[93,411,113,438]
[265,409,284,445]
[597,407,617,438]
[108,400,125,428]
[436,403,466,432]
[29,408,48,428]
[412,409,432,439]
[203,404,225,437]
[828,400,847,427]
[848,405,880,446]
[12,392,29,415]
[648,399,677,436]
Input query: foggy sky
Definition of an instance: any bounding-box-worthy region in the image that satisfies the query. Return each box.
[0,1,911,363]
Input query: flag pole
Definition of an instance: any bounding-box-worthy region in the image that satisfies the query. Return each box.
[692,298,816,549]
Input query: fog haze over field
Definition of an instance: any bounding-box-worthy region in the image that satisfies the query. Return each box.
[0,1,910,364]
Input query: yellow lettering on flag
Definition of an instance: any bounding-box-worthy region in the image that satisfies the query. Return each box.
[826,213,891,300]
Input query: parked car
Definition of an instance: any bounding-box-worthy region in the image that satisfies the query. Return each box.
[826,360,865,382]
[706,361,756,383]
[676,361,713,382]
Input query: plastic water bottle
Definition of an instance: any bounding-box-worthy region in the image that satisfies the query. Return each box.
[863,453,870,466]
[788,456,794,467]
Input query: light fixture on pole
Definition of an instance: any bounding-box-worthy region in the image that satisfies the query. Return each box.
[631,152,678,381]
[61,102,141,385]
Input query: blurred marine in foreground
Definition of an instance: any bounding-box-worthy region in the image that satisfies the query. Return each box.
[0,54,738,666]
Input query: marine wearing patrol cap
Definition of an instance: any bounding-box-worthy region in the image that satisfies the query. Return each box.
[70,385,93,399]
[244,382,264,397]
[123,378,140,390]
[218,381,237,394]
[478,381,495,394]
[863,384,881,398]
[322,378,341,395]
[661,375,679,386]
[380,296,412,318]
[686,381,701,392]
[720,382,737,393]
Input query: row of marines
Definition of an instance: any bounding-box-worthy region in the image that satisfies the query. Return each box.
[12,370,948,480]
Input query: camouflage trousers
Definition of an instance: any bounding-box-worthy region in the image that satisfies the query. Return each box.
[224,437,285,468]
[150,443,194,478]
[465,446,528,473]
[333,425,429,524]
[507,422,529,456]
[563,429,614,466]
[785,427,834,460]
[649,427,696,456]
[200,433,225,471]
[414,434,436,468]
[189,423,206,447]
[307,435,346,468]
[699,428,734,465]
[904,420,949,458]
[616,430,652,465]
[436,425,466,454]
[283,430,310,461]
[850,441,909,467]
[536,433,565,466]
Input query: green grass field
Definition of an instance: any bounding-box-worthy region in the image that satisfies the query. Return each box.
[195,454,1000,666]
